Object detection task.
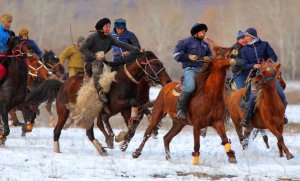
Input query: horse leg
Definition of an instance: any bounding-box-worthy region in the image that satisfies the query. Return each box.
[46,101,55,127]
[21,110,34,137]
[120,116,142,152]
[259,129,270,149]
[53,103,70,153]
[132,111,165,158]
[96,114,114,149]
[163,120,184,160]
[232,119,246,149]
[192,124,201,165]
[86,123,107,156]
[271,124,294,159]
[0,113,9,145]
[242,126,254,149]
[212,120,237,163]
[9,109,23,126]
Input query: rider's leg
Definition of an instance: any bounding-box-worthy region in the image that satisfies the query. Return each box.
[176,67,198,120]
[92,60,108,103]
[276,81,288,124]
[240,89,256,127]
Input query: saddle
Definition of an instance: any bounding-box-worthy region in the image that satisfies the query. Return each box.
[172,76,184,97]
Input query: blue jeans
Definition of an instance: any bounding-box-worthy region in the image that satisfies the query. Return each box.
[182,67,200,93]
[234,73,247,89]
[247,80,287,110]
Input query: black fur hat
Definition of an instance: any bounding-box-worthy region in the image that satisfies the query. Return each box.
[95,18,111,30]
[190,23,208,35]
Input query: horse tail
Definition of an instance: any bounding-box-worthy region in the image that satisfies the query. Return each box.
[24,79,62,108]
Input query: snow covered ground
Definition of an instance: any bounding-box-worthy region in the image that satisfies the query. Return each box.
[0,126,299,180]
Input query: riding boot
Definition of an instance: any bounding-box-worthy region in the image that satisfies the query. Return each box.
[283,102,288,124]
[176,91,192,120]
[240,106,253,127]
[92,61,108,103]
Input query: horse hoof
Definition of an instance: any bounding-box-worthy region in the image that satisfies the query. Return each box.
[165,155,171,160]
[228,157,237,164]
[286,154,294,160]
[0,135,7,145]
[132,149,141,158]
[120,142,128,152]
[106,140,114,149]
[115,131,127,143]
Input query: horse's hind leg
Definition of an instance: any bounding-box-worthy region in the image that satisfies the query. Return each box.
[86,122,107,156]
[163,120,184,160]
[120,116,142,152]
[96,114,114,149]
[0,113,9,144]
[212,120,237,163]
[9,109,23,126]
[53,102,69,153]
[46,101,55,127]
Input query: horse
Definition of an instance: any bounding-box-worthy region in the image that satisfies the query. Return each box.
[0,36,32,144]
[132,58,237,165]
[8,54,50,127]
[226,59,294,160]
[49,51,172,155]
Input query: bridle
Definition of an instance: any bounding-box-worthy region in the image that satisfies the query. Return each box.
[28,60,50,78]
[256,65,276,87]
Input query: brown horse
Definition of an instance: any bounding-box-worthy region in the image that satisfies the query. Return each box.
[8,54,50,127]
[226,59,294,160]
[53,51,172,155]
[132,58,237,165]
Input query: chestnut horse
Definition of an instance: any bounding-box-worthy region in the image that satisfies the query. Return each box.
[226,60,294,160]
[53,51,172,155]
[0,37,32,144]
[132,58,237,165]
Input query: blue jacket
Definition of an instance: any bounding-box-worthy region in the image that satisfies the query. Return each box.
[110,29,140,60]
[27,39,44,60]
[173,36,212,69]
[241,39,277,74]
[0,24,10,53]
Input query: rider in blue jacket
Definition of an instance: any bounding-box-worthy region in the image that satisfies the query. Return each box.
[240,28,288,127]
[173,23,213,120]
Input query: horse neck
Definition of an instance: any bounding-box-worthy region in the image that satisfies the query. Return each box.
[121,60,145,83]
[260,81,283,108]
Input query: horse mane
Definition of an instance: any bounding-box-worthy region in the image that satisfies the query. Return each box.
[125,51,157,64]
[195,62,213,93]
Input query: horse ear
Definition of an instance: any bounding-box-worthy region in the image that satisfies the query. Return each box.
[276,63,281,72]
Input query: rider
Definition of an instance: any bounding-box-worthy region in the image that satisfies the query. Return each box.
[110,18,141,71]
[173,23,213,120]
[229,30,247,89]
[0,13,13,82]
[18,28,44,60]
[240,27,288,127]
[59,36,85,78]
[80,18,141,103]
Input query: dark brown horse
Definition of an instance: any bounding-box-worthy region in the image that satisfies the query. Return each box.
[8,54,50,127]
[226,60,294,160]
[0,37,32,144]
[52,51,172,155]
[132,58,237,165]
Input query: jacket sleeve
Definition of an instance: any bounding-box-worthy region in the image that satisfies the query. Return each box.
[111,36,140,53]
[80,35,95,63]
[266,42,278,62]
[59,46,72,65]
[173,39,189,62]
[128,32,141,48]
[31,40,44,60]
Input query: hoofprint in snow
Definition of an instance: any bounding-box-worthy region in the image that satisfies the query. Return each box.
[0,126,299,180]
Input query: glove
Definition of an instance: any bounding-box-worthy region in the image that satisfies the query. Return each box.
[188,54,199,61]
[230,49,238,57]
[95,51,105,61]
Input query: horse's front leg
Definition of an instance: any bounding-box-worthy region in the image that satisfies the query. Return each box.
[212,120,237,164]
[21,110,34,137]
[86,122,107,156]
[9,109,23,126]
[0,112,10,144]
[192,123,201,165]
[96,113,114,149]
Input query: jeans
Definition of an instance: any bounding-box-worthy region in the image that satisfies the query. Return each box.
[182,67,200,93]
[233,73,247,89]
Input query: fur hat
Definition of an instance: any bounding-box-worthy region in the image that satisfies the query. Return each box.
[190,23,208,35]
[77,36,85,44]
[0,13,13,25]
[95,18,111,30]
[245,27,257,38]
[19,28,29,36]
[236,30,245,40]
[114,18,126,29]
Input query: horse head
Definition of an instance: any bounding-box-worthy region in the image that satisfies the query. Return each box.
[27,54,50,87]
[136,51,172,86]
[212,46,231,60]
[43,50,64,77]
[7,36,33,58]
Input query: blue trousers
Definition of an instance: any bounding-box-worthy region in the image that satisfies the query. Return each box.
[233,73,247,89]
[182,67,200,93]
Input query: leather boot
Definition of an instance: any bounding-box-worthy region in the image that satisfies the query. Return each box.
[92,62,108,103]
[176,91,192,120]
[283,102,288,124]
[240,106,253,127]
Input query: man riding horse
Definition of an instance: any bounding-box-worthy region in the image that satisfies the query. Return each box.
[79,18,141,103]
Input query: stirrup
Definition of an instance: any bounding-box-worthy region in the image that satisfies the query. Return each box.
[176,110,186,120]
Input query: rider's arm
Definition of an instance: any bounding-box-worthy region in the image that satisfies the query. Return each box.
[128,32,141,48]
[173,39,189,62]
[265,42,278,62]
[79,34,96,63]
[110,36,140,54]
